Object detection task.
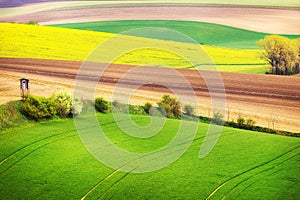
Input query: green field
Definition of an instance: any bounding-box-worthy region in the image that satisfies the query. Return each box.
[52,20,300,49]
[1,113,299,199]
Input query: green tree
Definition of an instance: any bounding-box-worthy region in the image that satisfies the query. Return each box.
[183,104,194,116]
[27,20,39,25]
[157,94,181,118]
[257,35,299,75]
[211,112,224,125]
[95,97,109,113]
[52,91,82,117]
[143,102,152,114]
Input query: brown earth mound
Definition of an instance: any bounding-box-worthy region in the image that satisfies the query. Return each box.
[1,57,299,133]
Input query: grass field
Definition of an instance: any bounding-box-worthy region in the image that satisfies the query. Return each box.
[0,23,267,73]
[52,20,300,49]
[0,113,299,199]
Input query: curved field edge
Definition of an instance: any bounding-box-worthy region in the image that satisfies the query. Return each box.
[1,0,299,11]
[50,20,300,49]
[0,113,299,199]
[0,23,267,74]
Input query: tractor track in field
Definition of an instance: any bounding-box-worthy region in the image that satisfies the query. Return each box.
[221,152,300,199]
[0,131,70,165]
[0,134,74,175]
[0,123,81,165]
[81,126,257,200]
[80,122,216,200]
[98,171,132,200]
[205,145,300,199]
[80,168,121,200]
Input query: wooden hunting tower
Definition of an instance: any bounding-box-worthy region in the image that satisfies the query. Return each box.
[20,78,30,98]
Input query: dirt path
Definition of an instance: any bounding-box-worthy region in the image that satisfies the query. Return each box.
[1,6,300,34]
[1,58,299,132]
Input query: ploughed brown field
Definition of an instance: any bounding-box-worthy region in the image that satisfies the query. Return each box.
[1,57,299,133]
[1,6,300,34]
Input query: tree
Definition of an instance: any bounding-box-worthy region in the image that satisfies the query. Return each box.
[257,35,299,75]
[183,104,194,116]
[143,102,152,114]
[27,20,39,25]
[295,38,300,74]
[211,112,224,125]
[95,97,109,113]
[52,91,82,117]
[157,94,181,118]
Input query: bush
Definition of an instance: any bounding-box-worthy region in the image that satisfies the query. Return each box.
[246,118,256,128]
[95,97,109,113]
[52,91,72,118]
[183,104,194,116]
[129,105,146,115]
[211,112,224,125]
[22,95,56,120]
[0,101,27,130]
[52,91,82,117]
[111,100,126,112]
[71,96,83,116]
[157,94,181,118]
[237,116,245,128]
[27,20,39,25]
[144,102,152,114]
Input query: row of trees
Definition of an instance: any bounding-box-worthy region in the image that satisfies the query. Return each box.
[258,35,300,75]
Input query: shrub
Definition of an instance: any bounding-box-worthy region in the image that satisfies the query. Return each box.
[52,91,82,117]
[81,99,94,113]
[211,112,224,125]
[52,91,72,118]
[246,118,256,128]
[71,96,83,116]
[27,20,39,25]
[22,95,56,120]
[157,94,181,118]
[0,101,27,130]
[95,97,109,113]
[183,104,194,116]
[129,105,146,115]
[144,102,152,114]
[111,100,125,112]
[237,116,245,127]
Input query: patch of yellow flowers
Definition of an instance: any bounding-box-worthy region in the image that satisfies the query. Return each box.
[0,23,266,72]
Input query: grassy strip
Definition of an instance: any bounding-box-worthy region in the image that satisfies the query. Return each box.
[0,101,30,131]
[51,20,300,49]
[1,99,298,137]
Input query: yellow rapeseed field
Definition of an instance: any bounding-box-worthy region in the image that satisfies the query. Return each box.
[0,23,266,73]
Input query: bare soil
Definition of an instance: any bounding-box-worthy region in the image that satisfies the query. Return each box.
[1,6,300,34]
[1,57,299,133]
